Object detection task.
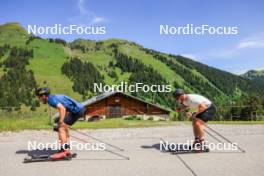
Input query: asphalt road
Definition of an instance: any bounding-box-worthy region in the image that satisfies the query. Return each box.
[0,125,263,176]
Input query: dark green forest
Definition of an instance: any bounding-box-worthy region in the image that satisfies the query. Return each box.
[61,57,104,99]
[0,46,38,111]
[114,51,176,109]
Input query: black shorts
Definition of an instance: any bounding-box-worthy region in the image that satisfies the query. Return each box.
[196,104,216,123]
[64,108,85,126]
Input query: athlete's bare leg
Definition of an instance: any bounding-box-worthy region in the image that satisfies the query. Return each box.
[192,118,200,139]
[58,126,68,145]
[66,127,70,143]
[194,118,205,141]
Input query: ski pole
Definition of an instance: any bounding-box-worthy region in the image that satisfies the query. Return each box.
[204,129,222,143]
[177,109,246,153]
[201,121,246,153]
[160,138,197,176]
[189,114,246,153]
[70,128,125,151]
[70,134,130,160]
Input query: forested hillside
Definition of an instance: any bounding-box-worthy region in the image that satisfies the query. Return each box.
[0,22,263,120]
[242,70,264,82]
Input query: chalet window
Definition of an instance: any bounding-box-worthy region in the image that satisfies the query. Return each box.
[115,96,120,103]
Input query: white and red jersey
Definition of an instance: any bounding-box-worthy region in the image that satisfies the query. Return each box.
[182,94,212,110]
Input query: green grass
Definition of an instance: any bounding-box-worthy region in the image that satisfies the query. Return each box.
[1,115,264,132]
[27,39,82,101]
[118,44,182,84]
[73,119,175,129]
[0,25,81,100]
[0,22,29,46]
[101,67,131,85]
[71,49,114,66]
[115,67,131,82]
[0,116,51,132]
[28,39,68,76]
[34,75,82,100]
[0,117,175,132]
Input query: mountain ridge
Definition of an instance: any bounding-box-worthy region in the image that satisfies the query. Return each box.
[0,22,263,110]
[241,69,264,82]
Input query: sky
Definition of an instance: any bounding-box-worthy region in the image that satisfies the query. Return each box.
[0,0,264,74]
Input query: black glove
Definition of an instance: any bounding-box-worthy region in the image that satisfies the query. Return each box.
[53,117,59,132]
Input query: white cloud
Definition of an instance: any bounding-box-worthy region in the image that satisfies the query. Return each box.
[69,0,107,25]
[205,32,264,60]
[77,0,86,15]
[177,33,264,73]
[237,32,264,49]
[237,39,264,49]
[181,54,199,61]
[91,16,105,24]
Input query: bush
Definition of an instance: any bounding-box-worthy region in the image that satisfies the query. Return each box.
[147,116,153,121]
[124,115,140,120]
[169,112,179,121]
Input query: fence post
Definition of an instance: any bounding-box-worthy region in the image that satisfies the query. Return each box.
[49,106,52,126]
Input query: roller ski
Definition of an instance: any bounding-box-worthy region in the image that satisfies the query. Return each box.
[161,139,209,154]
[23,150,77,163]
[170,141,210,154]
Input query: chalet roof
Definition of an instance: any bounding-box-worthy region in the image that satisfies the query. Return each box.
[82,91,172,112]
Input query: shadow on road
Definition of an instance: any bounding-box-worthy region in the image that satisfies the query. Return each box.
[141,143,161,150]
[15,148,58,156]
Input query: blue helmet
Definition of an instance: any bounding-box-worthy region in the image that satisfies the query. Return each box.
[35,87,50,96]
[173,88,184,98]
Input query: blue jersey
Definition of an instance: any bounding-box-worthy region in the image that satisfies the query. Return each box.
[47,94,84,114]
